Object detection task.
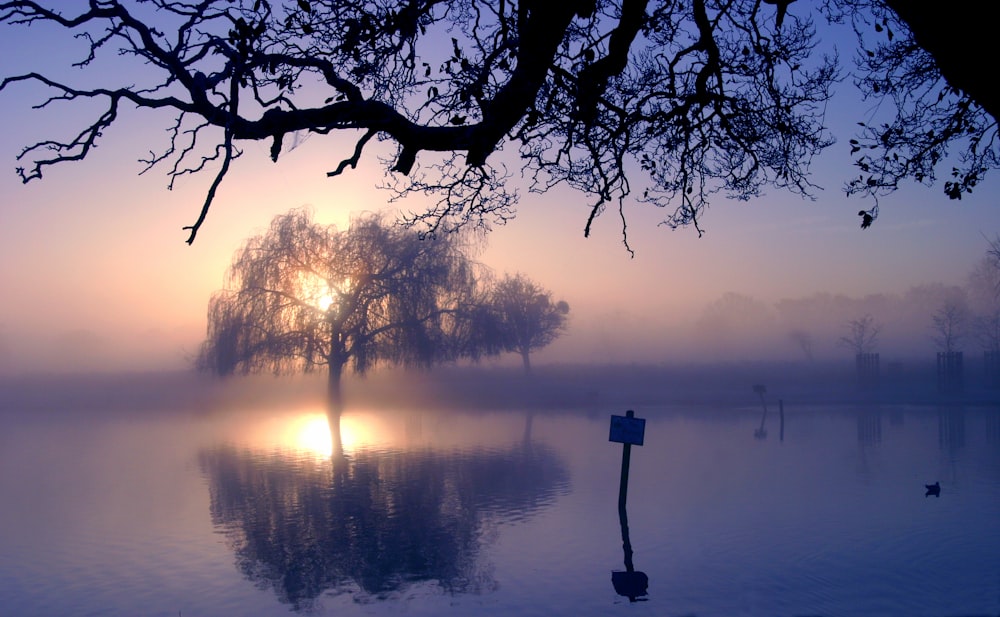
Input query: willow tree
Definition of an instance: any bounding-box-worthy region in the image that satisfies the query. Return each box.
[2,1,996,247]
[478,273,569,375]
[197,209,480,411]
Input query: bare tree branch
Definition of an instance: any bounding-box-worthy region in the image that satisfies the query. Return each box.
[839,313,881,354]
[2,0,996,243]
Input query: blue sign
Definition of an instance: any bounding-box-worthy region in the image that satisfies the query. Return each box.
[609,414,645,446]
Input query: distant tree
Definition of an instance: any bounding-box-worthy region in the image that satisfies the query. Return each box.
[988,234,1000,272]
[788,329,815,362]
[476,273,569,375]
[930,300,968,354]
[197,209,481,412]
[968,235,1000,302]
[838,314,881,355]
[966,237,1000,354]
[2,1,997,246]
[970,310,1000,355]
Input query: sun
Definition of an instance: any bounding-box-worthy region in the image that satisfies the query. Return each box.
[294,271,336,313]
[297,272,351,315]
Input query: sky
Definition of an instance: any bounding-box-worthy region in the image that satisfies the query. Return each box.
[2,6,1000,374]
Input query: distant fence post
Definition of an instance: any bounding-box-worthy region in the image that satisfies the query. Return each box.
[855,352,880,390]
[856,410,882,445]
[985,350,1000,389]
[937,351,964,393]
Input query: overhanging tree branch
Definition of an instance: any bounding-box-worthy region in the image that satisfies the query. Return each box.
[2,0,997,244]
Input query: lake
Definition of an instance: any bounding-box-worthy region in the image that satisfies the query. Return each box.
[1,392,998,616]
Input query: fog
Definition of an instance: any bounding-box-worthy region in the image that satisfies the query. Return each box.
[544,283,971,367]
[0,273,983,377]
[1,270,996,414]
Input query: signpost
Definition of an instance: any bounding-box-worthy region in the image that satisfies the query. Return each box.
[609,410,645,510]
[609,410,648,601]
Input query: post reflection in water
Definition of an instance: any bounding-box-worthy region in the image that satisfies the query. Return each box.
[198,409,570,611]
[612,501,648,603]
[938,405,966,453]
[857,408,883,446]
[753,384,768,440]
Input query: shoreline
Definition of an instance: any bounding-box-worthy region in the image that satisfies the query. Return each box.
[2,360,999,414]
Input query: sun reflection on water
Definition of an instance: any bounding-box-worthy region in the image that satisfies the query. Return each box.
[287,412,373,457]
[292,414,334,457]
[230,407,433,459]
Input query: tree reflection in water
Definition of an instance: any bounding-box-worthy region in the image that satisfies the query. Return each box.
[198,416,570,611]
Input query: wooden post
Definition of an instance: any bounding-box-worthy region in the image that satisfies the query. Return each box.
[618,410,635,572]
[618,410,634,512]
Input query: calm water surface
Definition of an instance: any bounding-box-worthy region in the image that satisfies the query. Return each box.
[1,401,998,616]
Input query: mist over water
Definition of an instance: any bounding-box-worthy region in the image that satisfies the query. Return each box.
[2,351,999,418]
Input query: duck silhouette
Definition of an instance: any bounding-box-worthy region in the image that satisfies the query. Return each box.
[925,482,941,497]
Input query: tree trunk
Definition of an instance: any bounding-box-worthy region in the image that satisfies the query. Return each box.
[327,365,344,412]
[327,407,345,460]
[327,364,345,460]
[521,348,532,376]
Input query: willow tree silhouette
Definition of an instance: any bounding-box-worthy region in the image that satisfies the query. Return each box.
[197,209,482,412]
[474,273,570,376]
[197,418,570,610]
[2,2,994,246]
